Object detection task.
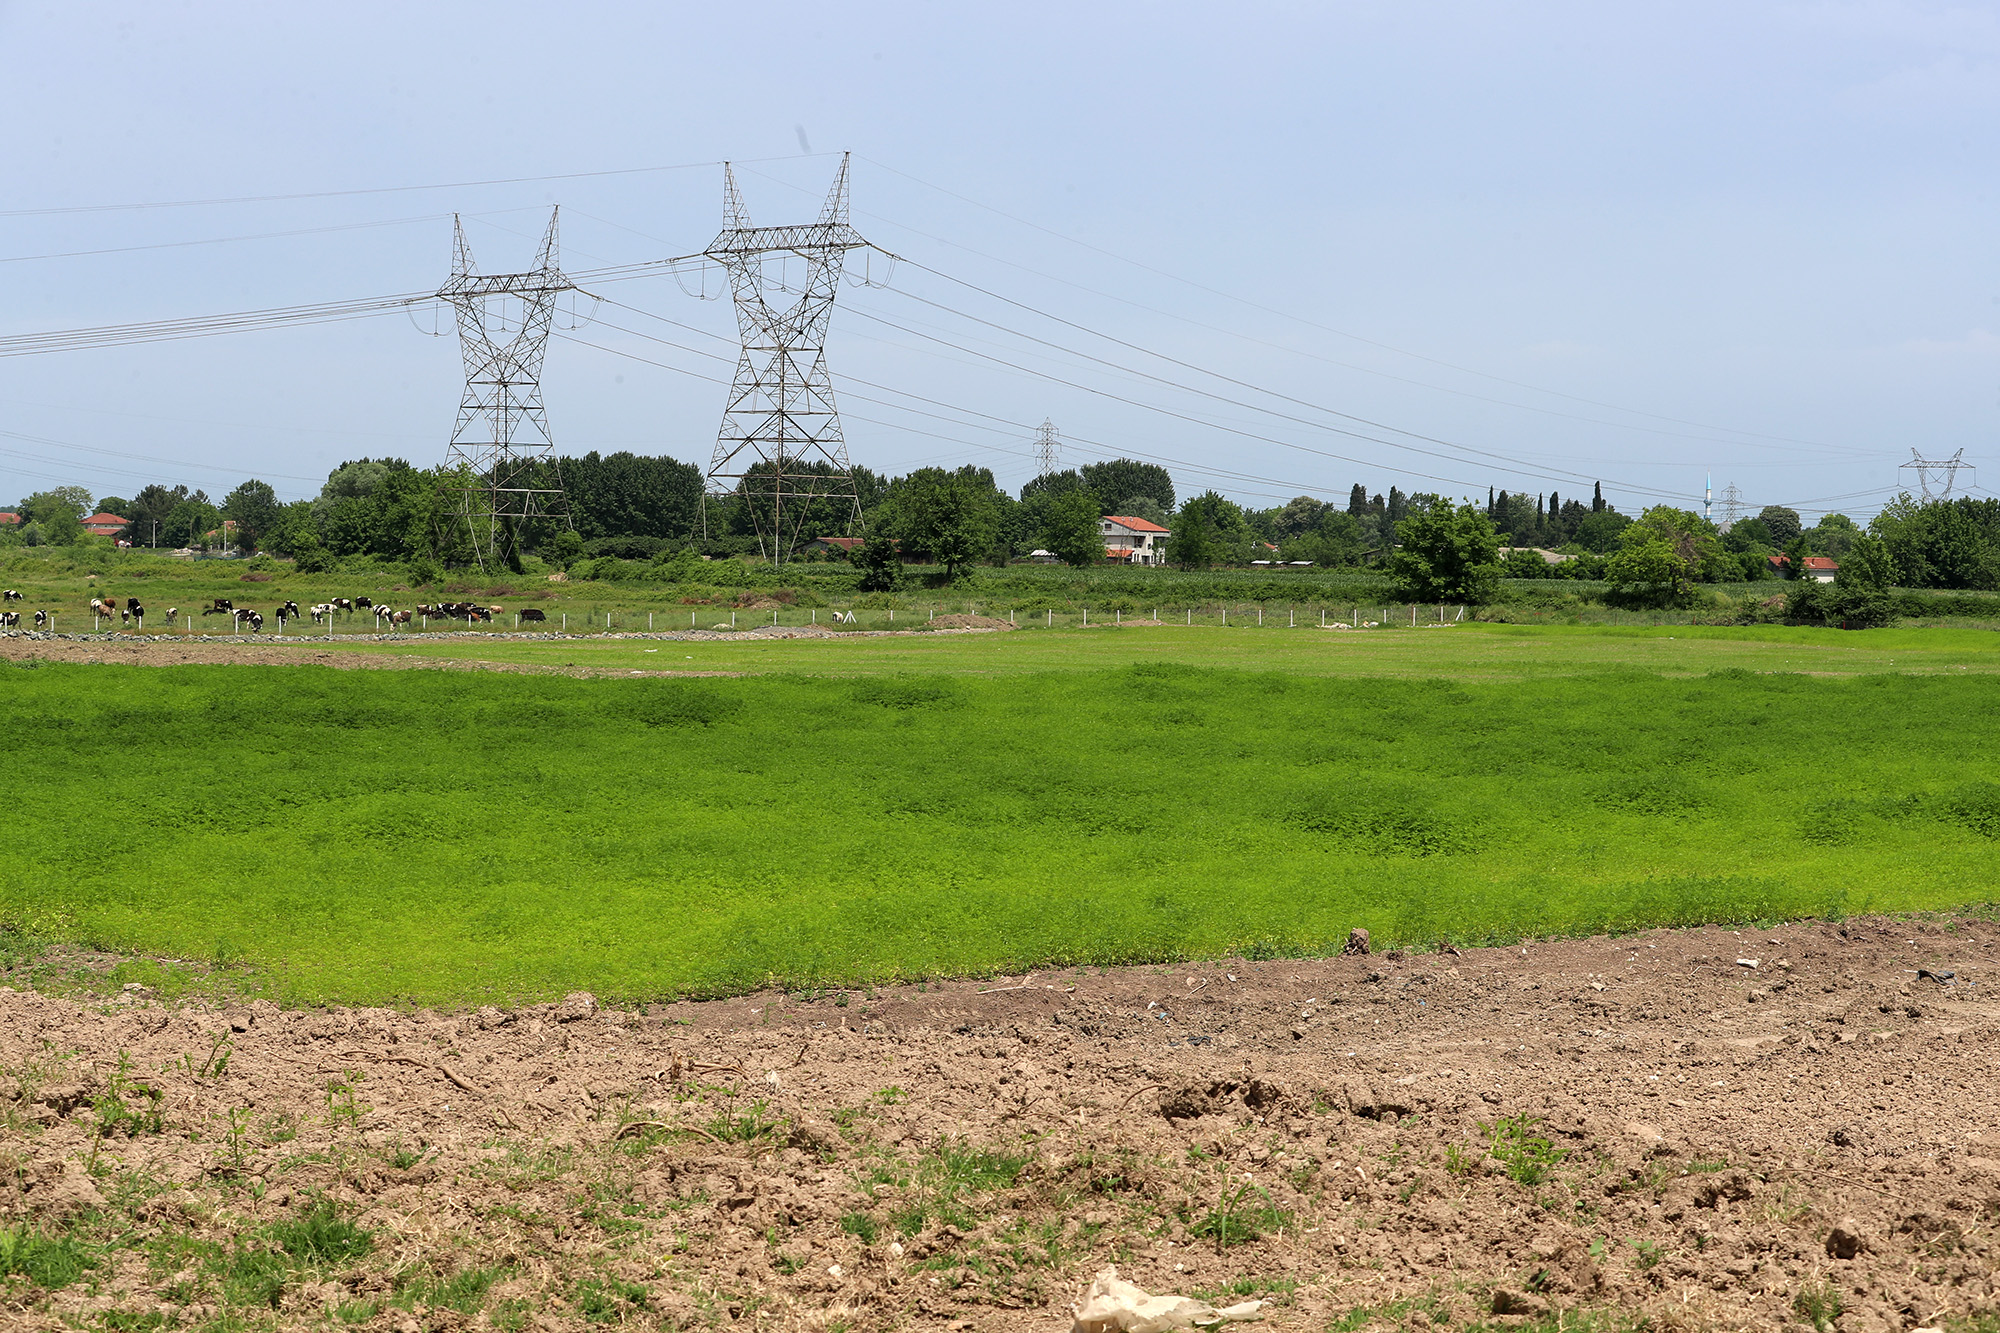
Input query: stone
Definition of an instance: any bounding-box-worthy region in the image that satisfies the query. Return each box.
[1825,1218,1863,1260]
[1342,929,1371,957]
[554,992,599,1023]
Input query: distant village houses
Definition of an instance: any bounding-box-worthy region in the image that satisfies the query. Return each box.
[1101,515,1167,566]
[1768,554,1838,583]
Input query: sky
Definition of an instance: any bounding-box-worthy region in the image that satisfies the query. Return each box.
[0,0,1995,522]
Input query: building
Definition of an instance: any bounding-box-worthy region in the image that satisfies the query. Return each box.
[799,536,864,558]
[1768,554,1837,583]
[1101,515,1168,565]
[81,513,129,538]
[1499,547,1576,566]
[0,512,19,527]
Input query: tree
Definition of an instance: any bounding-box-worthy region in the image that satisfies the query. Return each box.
[1080,458,1174,516]
[222,479,282,552]
[1756,506,1802,546]
[894,467,999,582]
[1271,495,1328,539]
[1591,481,1605,513]
[162,498,220,549]
[853,531,902,591]
[1830,533,1897,627]
[122,484,190,547]
[1042,488,1104,567]
[1389,497,1501,602]
[1573,508,1631,553]
[1348,483,1369,517]
[1166,491,1249,570]
[93,496,132,518]
[1605,507,1723,607]
[1114,495,1168,527]
[545,530,585,570]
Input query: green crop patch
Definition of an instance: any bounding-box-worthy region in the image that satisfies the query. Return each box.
[0,657,1995,1005]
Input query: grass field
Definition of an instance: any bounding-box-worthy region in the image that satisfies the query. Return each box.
[333,621,2000,681]
[4,624,1998,1006]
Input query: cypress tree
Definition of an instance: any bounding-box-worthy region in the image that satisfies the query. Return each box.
[1592,481,1604,513]
[1348,483,1368,517]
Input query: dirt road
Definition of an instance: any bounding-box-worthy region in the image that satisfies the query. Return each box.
[2,915,1994,1331]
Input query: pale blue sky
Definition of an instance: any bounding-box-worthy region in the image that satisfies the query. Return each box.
[1,1,1994,519]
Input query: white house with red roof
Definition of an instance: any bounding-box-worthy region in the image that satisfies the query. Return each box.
[1101,515,1168,565]
[81,513,129,538]
[1768,553,1838,583]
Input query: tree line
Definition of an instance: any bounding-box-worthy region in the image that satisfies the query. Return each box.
[12,452,2000,608]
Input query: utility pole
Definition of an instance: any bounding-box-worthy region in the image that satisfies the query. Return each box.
[437,209,575,572]
[700,155,877,566]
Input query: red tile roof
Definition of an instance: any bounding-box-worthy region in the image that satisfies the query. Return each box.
[1103,515,1168,533]
[82,513,128,529]
[0,513,18,524]
[1768,554,1838,571]
[813,536,864,550]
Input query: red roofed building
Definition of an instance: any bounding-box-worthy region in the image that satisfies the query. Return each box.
[1100,515,1168,565]
[801,536,865,557]
[0,512,19,526]
[1768,553,1838,583]
[81,513,129,538]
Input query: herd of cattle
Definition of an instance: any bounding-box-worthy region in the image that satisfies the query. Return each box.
[0,589,550,634]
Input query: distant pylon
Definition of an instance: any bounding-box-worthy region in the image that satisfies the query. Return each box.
[701,154,872,566]
[1901,447,1972,501]
[1720,483,1743,532]
[1034,419,1062,477]
[437,209,573,571]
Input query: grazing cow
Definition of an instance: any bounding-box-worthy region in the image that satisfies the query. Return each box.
[33,610,48,627]
[202,598,234,616]
[332,597,355,614]
[355,596,373,609]
[280,600,301,619]
[0,611,18,628]
[3,589,22,602]
[126,597,142,613]
[309,603,335,624]
[163,608,179,624]
[119,608,130,625]
[390,609,412,625]
[372,604,395,625]
[90,597,116,618]
[518,608,546,623]
[232,609,264,634]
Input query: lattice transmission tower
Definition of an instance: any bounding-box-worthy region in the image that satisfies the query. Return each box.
[701,155,872,566]
[1034,419,1062,477]
[1720,483,1743,532]
[438,209,573,571]
[1901,447,1972,501]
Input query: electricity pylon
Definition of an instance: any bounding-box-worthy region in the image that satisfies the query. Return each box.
[702,155,870,565]
[1720,483,1743,532]
[438,208,573,571]
[1034,419,1062,477]
[1901,447,1971,501]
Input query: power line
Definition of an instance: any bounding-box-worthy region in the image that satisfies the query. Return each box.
[0,153,840,219]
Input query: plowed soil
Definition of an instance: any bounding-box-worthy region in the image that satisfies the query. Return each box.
[3,915,1996,1332]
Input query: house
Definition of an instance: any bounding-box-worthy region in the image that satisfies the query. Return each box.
[81,513,129,538]
[799,536,864,558]
[1499,546,1575,566]
[0,512,19,526]
[1101,515,1168,565]
[1768,554,1837,583]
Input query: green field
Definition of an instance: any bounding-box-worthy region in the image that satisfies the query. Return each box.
[4,623,1998,1006]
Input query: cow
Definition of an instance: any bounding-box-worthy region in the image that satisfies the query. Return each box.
[280,601,301,619]
[2,589,21,602]
[33,610,48,627]
[518,608,547,623]
[372,604,395,625]
[310,603,335,624]
[90,597,116,618]
[355,596,373,609]
[0,612,18,628]
[202,599,234,616]
[390,609,411,625]
[163,608,179,624]
[126,598,142,614]
[233,609,264,634]
[332,597,355,614]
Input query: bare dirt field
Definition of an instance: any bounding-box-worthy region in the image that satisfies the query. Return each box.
[2,915,1995,1333]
